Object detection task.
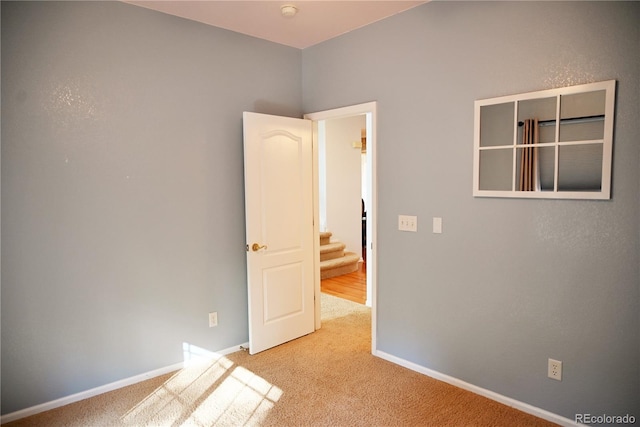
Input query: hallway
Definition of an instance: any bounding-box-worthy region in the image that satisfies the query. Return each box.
[320,262,366,304]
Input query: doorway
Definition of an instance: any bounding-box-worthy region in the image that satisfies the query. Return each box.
[305,102,377,354]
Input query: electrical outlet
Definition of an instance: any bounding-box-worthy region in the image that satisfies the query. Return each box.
[209,312,218,327]
[548,358,562,381]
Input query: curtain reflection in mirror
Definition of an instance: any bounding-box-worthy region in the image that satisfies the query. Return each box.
[519,119,540,191]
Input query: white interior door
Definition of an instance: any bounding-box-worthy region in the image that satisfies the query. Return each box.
[243,112,315,355]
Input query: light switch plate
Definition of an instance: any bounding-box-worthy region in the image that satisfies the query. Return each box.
[398,215,417,232]
[433,217,442,234]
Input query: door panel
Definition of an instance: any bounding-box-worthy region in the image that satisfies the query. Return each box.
[263,263,304,323]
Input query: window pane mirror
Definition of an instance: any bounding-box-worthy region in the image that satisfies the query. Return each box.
[473,80,615,199]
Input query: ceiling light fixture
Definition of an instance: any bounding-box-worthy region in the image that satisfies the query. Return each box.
[280,4,298,18]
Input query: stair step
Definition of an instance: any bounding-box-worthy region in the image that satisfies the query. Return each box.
[320,242,346,261]
[320,252,360,280]
[319,231,332,246]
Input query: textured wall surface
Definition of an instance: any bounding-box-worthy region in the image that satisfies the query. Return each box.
[303,1,639,420]
[1,1,301,414]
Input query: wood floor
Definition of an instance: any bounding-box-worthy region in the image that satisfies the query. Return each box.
[321,262,367,304]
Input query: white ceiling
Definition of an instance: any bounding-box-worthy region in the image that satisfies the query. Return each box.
[124,1,429,49]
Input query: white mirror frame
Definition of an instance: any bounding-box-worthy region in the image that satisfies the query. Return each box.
[473,80,616,200]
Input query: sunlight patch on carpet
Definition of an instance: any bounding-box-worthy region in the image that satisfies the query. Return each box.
[321,292,370,321]
[120,343,282,426]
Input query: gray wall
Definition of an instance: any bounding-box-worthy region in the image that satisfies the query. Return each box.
[1,1,301,414]
[303,1,639,421]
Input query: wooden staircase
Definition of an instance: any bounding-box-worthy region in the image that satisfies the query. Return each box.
[320,231,360,280]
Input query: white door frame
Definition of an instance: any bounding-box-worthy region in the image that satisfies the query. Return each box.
[304,101,377,354]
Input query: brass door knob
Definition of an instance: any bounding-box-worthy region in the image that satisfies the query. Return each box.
[252,243,267,252]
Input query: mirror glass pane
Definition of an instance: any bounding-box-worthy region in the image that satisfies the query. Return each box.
[517,97,557,144]
[479,149,513,190]
[559,90,606,142]
[515,146,555,191]
[558,144,603,191]
[480,102,514,147]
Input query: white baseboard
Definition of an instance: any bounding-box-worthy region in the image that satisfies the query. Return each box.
[1,342,250,424]
[374,349,580,427]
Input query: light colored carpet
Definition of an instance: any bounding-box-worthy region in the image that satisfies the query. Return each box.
[4,294,556,426]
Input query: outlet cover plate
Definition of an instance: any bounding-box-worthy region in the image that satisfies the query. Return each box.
[209,312,218,327]
[548,358,562,381]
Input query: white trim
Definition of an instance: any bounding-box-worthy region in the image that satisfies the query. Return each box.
[305,102,377,122]
[0,342,250,424]
[310,118,322,331]
[374,350,580,427]
[304,101,377,355]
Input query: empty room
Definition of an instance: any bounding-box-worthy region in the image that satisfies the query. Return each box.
[2,1,638,425]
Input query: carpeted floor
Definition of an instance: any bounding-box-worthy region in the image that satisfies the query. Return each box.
[4,294,557,426]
